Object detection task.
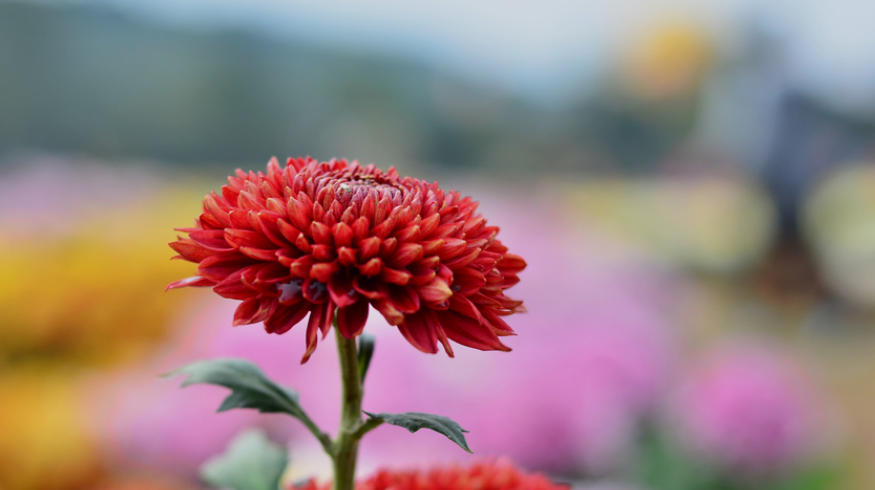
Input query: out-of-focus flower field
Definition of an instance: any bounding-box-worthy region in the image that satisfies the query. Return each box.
[2,156,871,490]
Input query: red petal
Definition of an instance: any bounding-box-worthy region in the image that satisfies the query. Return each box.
[469,292,502,307]
[336,299,369,339]
[332,222,354,247]
[438,238,467,260]
[237,191,265,211]
[168,239,212,263]
[374,195,392,225]
[289,255,315,278]
[398,310,439,354]
[445,247,481,270]
[418,255,440,269]
[264,301,310,334]
[448,294,483,322]
[371,216,396,239]
[228,209,252,230]
[256,212,290,247]
[189,229,234,252]
[301,301,335,363]
[430,222,464,239]
[452,267,486,296]
[337,246,357,266]
[352,216,370,242]
[311,221,332,245]
[461,217,486,236]
[287,198,313,233]
[416,278,452,303]
[420,239,443,256]
[265,197,287,216]
[381,267,412,286]
[328,275,358,308]
[198,254,258,282]
[199,211,224,229]
[360,194,376,221]
[311,244,336,262]
[165,276,214,291]
[408,264,437,286]
[277,219,302,243]
[310,261,340,283]
[295,234,313,254]
[482,307,516,336]
[436,323,455,357]
[302,278,330,303]
[233,297,270,326]
[353,275,386,300]
[239,247,279,261]
[254,263,291,284]
[359,236,381,261]
[389,243,423,268]
[213,270,255,300]
[358,257,383,277]
[389,285,421,314]
[379,237,398,257]
[495,274,521,289]
[374,298,404,325]
[498,253,527,274]
[435,310,510,352]
[419,213,440,237]
[394,224,421,243]
[225,229,275,250]
[204,194,232,227]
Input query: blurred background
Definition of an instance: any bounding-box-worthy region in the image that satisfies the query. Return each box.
[2,0,875,489]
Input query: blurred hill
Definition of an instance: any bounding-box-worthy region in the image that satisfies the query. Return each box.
[0,2,531,170]
[0,1,705,173]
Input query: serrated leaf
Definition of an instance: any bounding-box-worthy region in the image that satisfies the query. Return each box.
[201,429,288,490]
[364,411,472,453]
[165,358,305,419]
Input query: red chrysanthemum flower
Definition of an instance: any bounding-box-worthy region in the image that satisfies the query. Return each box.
[168,157,526,362]
[292,459,568,490]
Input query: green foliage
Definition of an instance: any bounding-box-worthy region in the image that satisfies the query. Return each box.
[632,423,843,490]
[201,429,288,490]
[363,411,471,453]
[165,358,306,418]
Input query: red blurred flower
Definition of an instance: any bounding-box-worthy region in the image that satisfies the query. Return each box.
[293,459,567,490]
[168,158,525,362]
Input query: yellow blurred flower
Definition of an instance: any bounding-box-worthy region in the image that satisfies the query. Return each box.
[565,176,776,274]
[803,162,875,307]
[0,175,207,367]
[0,367,101,490]
[622,21,713,100]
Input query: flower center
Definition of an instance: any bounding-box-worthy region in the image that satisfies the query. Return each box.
[335,178,403,206]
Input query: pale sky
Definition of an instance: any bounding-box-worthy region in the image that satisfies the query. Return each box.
[51,0,875,108]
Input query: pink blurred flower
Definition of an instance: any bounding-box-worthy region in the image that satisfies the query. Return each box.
[670,344,822,475]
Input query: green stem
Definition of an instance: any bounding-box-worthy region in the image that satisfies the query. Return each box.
[332,328,363,490]
[298,410,333,455]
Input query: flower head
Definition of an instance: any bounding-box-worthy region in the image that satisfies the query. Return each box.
[671,345,821,475]
[292,459,566,490]
[168,158,525,362]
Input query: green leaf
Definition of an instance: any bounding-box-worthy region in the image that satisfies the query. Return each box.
[165,358,305,419]
[363,411,472,453]
[200,429,288,490]
[357,334,376,383]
